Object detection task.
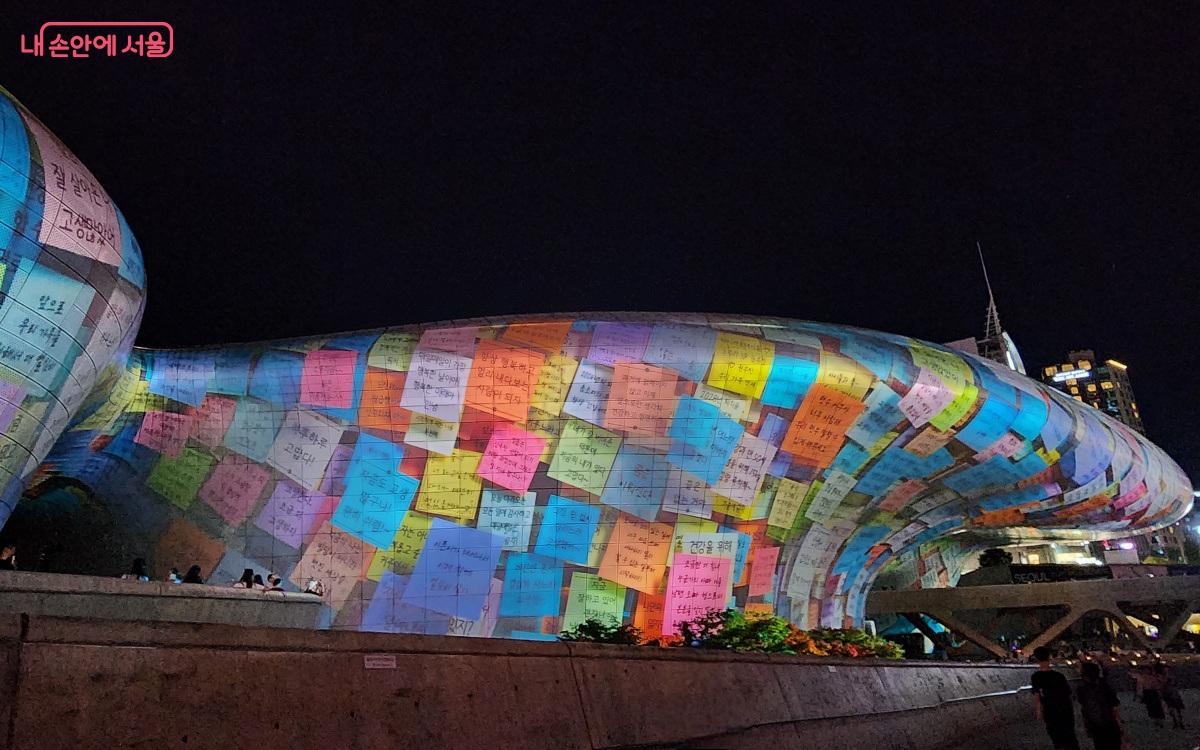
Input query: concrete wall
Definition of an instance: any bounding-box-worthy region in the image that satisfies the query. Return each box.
[0,572,322,630]
[0,614,1034,750]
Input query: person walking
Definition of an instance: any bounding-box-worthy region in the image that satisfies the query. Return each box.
[1075,661,1122,750]
[1031,646,1080,749]
[1156,662,1186,729]
[1135,664,1166,728]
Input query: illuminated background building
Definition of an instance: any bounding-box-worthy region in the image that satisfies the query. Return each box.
[0,87,1192,639]
[1041,350,1145,436]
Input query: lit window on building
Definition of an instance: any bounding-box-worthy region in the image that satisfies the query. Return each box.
[1102,381,1114,390]
[1044,366,1057,376]
[1078,360,1092,369]
[1086,384,1097,392]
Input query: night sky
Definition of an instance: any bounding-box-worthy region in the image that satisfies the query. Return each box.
[4,5,1199,480]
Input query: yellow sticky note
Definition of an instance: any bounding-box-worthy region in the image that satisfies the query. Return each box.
[547,419,620,496]
[415,449,483,521]
[707,332,774,399]
[368,332,419,372]
[909,343,971,395]
[367,511,434,580]
[76,366,142,430]
[929,384,979,431]
[668,516,718,565]
[530,354,579,416]
[816,351,874,401]
[767,477,810,531]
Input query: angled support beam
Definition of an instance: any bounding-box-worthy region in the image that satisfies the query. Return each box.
[1022,606,1082,654]
[1146,598,1197,650]
[921,609,1009,660]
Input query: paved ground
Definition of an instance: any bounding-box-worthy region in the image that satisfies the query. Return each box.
[945,690,1200,749]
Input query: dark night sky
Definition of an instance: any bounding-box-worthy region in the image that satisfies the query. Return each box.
[4,5,1199,479]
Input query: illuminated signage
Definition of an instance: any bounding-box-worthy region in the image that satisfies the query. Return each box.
[1052,368,1091,382]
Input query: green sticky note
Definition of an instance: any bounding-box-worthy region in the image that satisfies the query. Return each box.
[562,572,626,631]
[145,447,216,510]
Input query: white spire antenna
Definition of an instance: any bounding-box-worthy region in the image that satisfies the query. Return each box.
[978,241,1002,340]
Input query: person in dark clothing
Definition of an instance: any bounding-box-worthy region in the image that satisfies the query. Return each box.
[181,565,204,584]
[1031,646,1080,749]
[1135,665,1166,727]
[121,557,149,581]
[1075,661,1122,750]
[0,544,15,571]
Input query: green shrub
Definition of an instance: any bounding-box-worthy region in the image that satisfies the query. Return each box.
[559,617,643,645]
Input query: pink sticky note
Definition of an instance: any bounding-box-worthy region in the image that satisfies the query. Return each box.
[898,369,954,428]
[748,546,780,597]
[477,424,546,494]
[974,432,1024,462]
[190,395,236,448]
[300,349,358,409]
[134,411,192,457]
[198,455,273,525]
[663,554,732,636]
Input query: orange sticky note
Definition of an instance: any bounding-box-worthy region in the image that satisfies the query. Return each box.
[502,321,572,353]
[603,362,678,437]
[781,384,866,468]
[464,339,545,423]
[358,368,411,436]
[598,514,673,594]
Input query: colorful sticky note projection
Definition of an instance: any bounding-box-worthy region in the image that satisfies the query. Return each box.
[587,322,652,366]
[781,384,866,468]
[477,424,546,494]
[547,419,621,496]
[604,362,677,437]
[899,368,955,428]
[476,488,537,551]
[663,554,732,635]
[498,552,564,617]
[562,572,626,630]
[404,412,460,456]
[661,467,714,519]
[418,326,477,356]
[712,432,777,506]
[402,518,503,620]
[598,514,673,593]
[803,469,856,527]
[530,354,579,415]
[367,510,434,579]
[562,361,613,425]
[265,409,344,491]
[707,332,773,399]
[223,397,284,462]
[134,410,192,457]
[249,350,304,406]
[415,449,483,521]
[289,520,374,611]
[761,354,819,408]
[398,347,471,422]
[190,395,236,449]
[255,478,338,549]
[633,591,666,637]
[693,383,750,422]
[198,454,273,526]
[816,351,874,400]
[145,447,216,510]
[464,339,545,422]
[599,445,670,521]
[501,321,572,353]
[357,368,410,437]
[644,323,716,382]
[362,572,451,635]
[748,545,780,596]
[147,352,213,408]
[534,494,602,565]
[367,331,419,372]
[332,434,419,548]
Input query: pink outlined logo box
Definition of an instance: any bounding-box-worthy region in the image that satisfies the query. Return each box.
[20,21,174,59]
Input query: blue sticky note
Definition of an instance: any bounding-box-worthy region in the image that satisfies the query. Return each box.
[758,413,790,447]
[249,350,304,406]
[312,351,366,423]
[147,352,213,407]
[498,552,564,617]
[667,396,722,449]
[402,519,504,620]
[511,630,559,642]
[830,441,870,476]
[955,396,1018,452]
[839,336,897,381]
[761,354,819,408]
[116,208,146,288]
[103,425,158,474]
[222,398,284,462]
[599,446,670,521]
[0,98,31,251]
[668,413,743,485]
[534,495,601,565]
[1009,390,1048,441]
[364,572,452,634]
[1040,401,1074,453]
[332,434,418,549]
[209,350,251,396]
[719,527,753,583]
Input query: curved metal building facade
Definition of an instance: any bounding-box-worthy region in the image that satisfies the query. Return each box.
[0,87,1192,638]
